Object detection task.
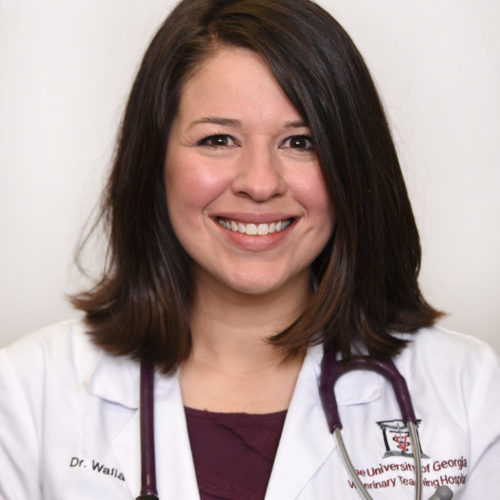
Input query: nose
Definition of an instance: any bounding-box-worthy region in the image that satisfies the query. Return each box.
[231,142,286,201]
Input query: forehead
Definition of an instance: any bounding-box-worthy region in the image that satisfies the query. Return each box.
[176,46,303,124]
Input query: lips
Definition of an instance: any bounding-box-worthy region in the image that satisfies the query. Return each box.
[216,217,294,236]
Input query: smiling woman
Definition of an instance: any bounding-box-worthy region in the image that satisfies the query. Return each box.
[0,0,498,499]
[70,0,442,372]
[165,47,334,299]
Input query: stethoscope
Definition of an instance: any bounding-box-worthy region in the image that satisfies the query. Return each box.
[135,347,454,500]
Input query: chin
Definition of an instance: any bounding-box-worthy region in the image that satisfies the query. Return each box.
[193,260,312,299]
[220,274,281,296]
[219,266,310,299]
[231,282,282,297]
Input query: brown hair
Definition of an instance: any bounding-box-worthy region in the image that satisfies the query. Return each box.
[72,0,441,373]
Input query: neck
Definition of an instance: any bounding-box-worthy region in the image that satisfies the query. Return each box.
[188,270,311,373]
[180,268,311,412]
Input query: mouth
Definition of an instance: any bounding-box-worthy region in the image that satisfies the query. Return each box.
[216,217,295,236]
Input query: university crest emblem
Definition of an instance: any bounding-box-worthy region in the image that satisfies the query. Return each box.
[377,419,429,458]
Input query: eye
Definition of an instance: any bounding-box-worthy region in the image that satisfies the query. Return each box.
[281,135,314,151]
[197,134,237,148]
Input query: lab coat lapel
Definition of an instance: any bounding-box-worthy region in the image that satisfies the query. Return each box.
[154,371,201,499]
[265,345,382,499]
[111,410,141,496]
[86,352,141,497]
[87,355,200,499]
[265,345,335,499]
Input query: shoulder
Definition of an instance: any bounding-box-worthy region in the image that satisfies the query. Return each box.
[0,321,141,498]
[399,327,500,489]
[395,326,500,427]
[0,319,101,389]
[398,325,499,375]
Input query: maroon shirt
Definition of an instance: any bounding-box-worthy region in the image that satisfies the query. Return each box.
[184,407,287,500]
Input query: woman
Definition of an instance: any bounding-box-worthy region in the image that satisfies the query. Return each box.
[0,0,498,498]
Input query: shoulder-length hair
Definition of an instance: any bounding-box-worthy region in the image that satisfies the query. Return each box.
[72,0,441,373]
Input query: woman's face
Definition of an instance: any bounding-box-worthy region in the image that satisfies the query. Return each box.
[164,47,334,298]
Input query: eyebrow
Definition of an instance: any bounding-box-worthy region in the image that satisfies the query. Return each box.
[187,117,309,130]
[189,117,241,129]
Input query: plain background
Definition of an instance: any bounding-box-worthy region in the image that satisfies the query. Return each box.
[1,0,499,352]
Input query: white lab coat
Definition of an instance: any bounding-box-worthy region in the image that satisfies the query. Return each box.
[0,319,499,499]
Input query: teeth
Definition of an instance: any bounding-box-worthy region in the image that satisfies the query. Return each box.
[257,224,268,235]
[217,218,293,236]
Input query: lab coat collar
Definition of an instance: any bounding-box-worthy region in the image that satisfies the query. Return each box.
[265,344,382,499]
[82,334,383,499]
[83,336,382,411]
[86,351,140,409]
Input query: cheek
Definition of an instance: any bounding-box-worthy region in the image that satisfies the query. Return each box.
[295,168,335,261]
[292,167,334,224]
[164,151,229,221]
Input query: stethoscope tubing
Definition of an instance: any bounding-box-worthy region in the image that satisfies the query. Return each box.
[138,362,159,500]
[319,346,423,500]
[334,422,423,500]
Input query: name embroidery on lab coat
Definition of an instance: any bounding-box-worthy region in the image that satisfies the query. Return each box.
[69,456,125,481]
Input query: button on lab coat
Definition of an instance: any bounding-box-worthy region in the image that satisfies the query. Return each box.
[0,320,499,499]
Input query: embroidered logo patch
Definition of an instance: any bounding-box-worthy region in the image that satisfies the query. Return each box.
[377,419,429,458]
